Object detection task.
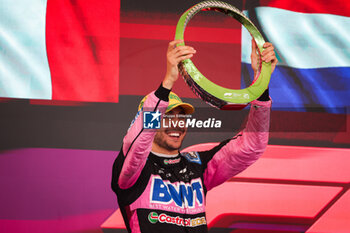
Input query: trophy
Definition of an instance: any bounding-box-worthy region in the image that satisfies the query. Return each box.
[175,0,271,110]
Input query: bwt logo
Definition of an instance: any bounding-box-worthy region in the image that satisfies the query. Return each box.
[150,177,204,208]
[143,110,161,129]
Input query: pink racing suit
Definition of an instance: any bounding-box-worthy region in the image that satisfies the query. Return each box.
[112,84,271,233]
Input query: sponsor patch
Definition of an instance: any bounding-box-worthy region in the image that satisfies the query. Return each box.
[127,109,141,131]
[182,151,201,165]
[148,212,158,224]
[147,212,206,227]
[150,176,203,208]
[164,158,181,165]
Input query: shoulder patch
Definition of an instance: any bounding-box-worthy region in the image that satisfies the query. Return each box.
[181,151,201,165]
[127,109,142,132]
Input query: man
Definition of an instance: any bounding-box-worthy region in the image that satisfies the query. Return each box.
[112,39,277,232]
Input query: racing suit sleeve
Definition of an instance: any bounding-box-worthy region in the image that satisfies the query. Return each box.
[203,93,271,191]
[118,84,170,189]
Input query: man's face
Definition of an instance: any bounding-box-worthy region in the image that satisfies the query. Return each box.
[153,107,187,152]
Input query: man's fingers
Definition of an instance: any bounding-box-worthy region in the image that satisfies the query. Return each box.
[174,51,195,63]
[262,52,277,63]
[262,46,274,56]
[262,55,275,62]
[262,50,275,60]
[175,54,194,63]
[167,45,195,66]
[264,56,276,63]
[173,46,196,56]
[169,45,195,55]
[261,42,277,64]
[168,39,184,50]
[253,41,274,55]
[263,42,273,48]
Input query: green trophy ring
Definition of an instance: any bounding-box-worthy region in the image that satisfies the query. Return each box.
[175,0,271,110]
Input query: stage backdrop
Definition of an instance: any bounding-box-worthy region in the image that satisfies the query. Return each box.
[0,0,349,232]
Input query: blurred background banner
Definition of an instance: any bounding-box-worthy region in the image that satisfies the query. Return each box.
[0,0,120,102]
[241,0,350,113]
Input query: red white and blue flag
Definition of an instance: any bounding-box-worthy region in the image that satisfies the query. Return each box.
[241,0,350,113]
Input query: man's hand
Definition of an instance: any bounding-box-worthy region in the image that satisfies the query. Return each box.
[162,40,196,90]
[251,39,277,79]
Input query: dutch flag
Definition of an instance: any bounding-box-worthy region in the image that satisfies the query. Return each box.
[241,0,350,113]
